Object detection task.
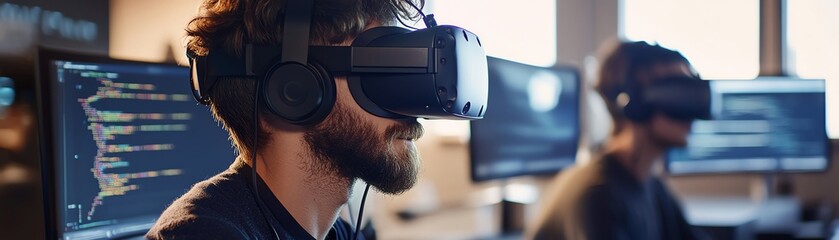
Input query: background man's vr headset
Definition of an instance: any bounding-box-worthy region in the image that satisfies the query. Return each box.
[187,0,488,125]
[618,75,712,122]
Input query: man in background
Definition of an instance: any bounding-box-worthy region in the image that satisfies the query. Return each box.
[528,41,708,240]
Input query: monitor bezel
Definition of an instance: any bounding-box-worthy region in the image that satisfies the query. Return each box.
[468,57,582,182]
[36,47,190,239]
[664,78,832,176]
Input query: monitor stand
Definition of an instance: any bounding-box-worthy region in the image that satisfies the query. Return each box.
[495,180,536,236]
[499,198,524,234]
[751,174,800,235]
[752,173,783,200]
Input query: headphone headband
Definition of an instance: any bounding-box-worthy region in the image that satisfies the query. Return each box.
[281,0,313,65]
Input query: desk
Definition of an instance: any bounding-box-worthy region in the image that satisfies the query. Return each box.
[683,197,759,240]
[375,204,524,240]
[682,197,802,240]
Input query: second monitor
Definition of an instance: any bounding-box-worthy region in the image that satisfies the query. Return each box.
[470,57,580,182]
[667,78,829,174]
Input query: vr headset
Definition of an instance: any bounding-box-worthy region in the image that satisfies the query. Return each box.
[187,0,488,125]
[620,75,711,122]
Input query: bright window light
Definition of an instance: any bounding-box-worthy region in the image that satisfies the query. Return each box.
[787,0,839,138]
[621,0,760,80]
[427,0,556,67]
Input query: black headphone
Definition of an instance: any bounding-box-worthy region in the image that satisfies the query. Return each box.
[616,67,647,122]
[187,0,334,126]
[259,0,334,125]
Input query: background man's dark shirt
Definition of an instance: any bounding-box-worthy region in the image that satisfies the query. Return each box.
[530,155,707,240]
[146,159,358,240]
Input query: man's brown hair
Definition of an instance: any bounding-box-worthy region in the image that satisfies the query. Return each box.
[185,0,424,160]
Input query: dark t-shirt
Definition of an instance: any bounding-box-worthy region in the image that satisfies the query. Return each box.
[530,154,707,240]
[146,159,359,240]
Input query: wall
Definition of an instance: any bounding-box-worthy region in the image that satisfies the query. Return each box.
[109,0,200,64]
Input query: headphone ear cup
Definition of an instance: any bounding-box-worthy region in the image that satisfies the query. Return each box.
[262,62,335,125]
[622,90,653,122]
[306,62,336,123]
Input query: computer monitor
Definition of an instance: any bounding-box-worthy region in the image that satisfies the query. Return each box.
[469,57,580,182]
[37,49,235,239]
[666,78,829,175]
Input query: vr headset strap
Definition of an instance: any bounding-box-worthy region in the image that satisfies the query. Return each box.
[206,45,435,77]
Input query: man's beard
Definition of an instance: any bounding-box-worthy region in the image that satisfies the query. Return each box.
[303,101,424,195]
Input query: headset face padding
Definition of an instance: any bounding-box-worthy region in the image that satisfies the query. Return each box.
[262,62,335,125]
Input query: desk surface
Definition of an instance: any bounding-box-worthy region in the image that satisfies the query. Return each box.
[683,197,760,226]
[682,196,801,233]
[375,203,528,240]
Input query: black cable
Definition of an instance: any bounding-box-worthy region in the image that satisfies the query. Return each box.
[403,0,424,16]
[353,184,372,240]
[392,8,419,30]
[251,77,280,239]
[402,0,436,28]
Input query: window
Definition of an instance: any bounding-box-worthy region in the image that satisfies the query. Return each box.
[416,1,558,136]
[427,0,556,67]
[621,0,760,80]
[787,0,839,138]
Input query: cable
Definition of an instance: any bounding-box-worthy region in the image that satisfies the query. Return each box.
[353,184,372,240]
[251,76,280,239]
[402,0,436,28]
[403,0,423,17]
[392,8,419,30]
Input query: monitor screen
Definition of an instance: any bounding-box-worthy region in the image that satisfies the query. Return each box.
[38,50,235,239]
[469,57,580,182]
[667,78,828,174]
